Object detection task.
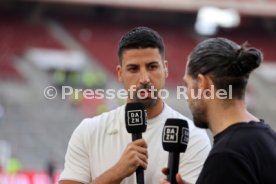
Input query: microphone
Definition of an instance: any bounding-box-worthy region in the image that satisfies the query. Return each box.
[162,118,189,184]
[125,102,147,184]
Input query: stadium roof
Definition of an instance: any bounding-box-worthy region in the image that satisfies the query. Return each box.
[23,0,276,17]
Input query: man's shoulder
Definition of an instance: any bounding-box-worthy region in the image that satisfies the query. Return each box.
[78,105,125,130]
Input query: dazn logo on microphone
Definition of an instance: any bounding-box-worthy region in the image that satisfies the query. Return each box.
[163,126,179,143]
[127,110,143,126]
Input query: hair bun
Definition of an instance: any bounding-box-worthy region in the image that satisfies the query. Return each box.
[234,47,262,75]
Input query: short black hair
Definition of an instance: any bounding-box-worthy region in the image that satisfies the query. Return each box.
[188,37,263,99]
[117,26,165,65]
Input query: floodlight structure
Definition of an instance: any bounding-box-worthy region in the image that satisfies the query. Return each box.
[195,6,241,36]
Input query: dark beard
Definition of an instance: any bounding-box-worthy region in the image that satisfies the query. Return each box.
[133,83,158,109]
[193,115,209,129]
[191,104,209,129]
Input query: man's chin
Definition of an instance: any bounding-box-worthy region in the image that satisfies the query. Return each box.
[194,120,209,129]
[137,98,157,109]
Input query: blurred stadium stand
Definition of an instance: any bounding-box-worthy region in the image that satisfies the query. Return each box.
[0,0,276,183]
[63,20,198,86]
[0,15,66,79]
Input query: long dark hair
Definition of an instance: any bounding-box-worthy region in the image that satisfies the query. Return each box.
[188,37,263,99]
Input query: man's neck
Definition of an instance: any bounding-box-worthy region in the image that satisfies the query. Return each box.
[208,100,259,136]
[146,99,164,119]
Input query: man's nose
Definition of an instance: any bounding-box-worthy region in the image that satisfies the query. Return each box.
[139,69,150,84]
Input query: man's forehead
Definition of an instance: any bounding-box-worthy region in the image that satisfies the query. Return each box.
[120,48,163,66]
[122,57,163,66]
[125,60,160,65]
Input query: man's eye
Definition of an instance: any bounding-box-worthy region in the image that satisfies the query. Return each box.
[127,67,138,72]
[148,65,158,70]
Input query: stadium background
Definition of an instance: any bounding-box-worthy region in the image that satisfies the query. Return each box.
[0,0,276,183]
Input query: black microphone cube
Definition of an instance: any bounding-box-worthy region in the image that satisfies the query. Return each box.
[125,102,147,134]
[162,118,189,153]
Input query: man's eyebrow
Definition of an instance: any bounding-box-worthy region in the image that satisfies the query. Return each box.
[146,61,159,65]
[126,63,139,67]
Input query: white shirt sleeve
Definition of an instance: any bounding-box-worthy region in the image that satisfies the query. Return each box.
[59,119,91,183]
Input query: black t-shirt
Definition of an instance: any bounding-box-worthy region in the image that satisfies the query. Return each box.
[196,120,276,184]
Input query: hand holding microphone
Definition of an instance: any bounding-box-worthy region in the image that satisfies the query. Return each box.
[113,139,148,181]
[162,118,189,184]
[160,170,189,184]
[125,102,147,184]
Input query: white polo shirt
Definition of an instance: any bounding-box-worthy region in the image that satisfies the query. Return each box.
[60,104,211,184]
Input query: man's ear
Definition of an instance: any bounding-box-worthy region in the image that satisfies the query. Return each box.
[197,74,211,90]
[117,65,122,82]
[164,60,168,78]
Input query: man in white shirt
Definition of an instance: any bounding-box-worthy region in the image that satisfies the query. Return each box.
[59,26,211,184]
